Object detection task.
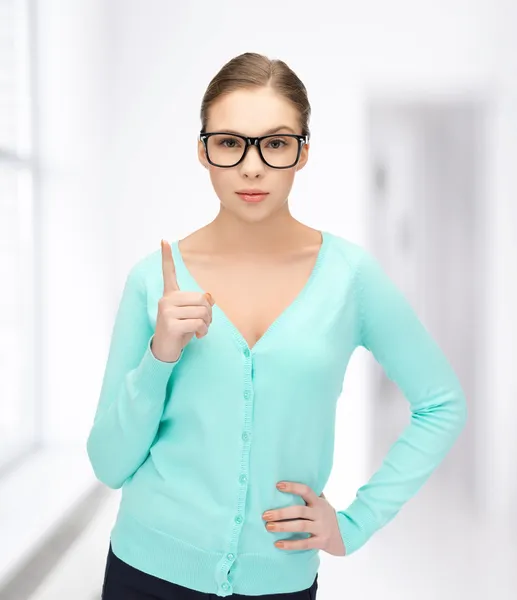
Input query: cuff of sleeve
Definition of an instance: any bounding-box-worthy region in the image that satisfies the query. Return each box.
[129,335,183,401]
[336,498,380,556]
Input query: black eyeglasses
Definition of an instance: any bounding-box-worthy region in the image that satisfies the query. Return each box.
[199,131,309,169]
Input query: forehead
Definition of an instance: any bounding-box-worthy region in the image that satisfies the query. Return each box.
[206,87,300,135]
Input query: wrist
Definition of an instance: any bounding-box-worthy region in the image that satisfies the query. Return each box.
[150,335,182,363]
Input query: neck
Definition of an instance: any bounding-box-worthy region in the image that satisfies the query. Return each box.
[205,205,307,254]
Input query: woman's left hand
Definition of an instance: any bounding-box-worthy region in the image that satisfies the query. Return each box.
[262,481,346,556]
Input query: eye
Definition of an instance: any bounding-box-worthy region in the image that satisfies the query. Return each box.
[266,138,287,149]
[219,137,242,148]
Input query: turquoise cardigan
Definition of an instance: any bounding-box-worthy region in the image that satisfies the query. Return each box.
[86,231,467,596]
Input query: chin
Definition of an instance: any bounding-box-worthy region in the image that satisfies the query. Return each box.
[218,192,286,216]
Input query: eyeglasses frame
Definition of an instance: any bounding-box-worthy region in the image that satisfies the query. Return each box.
[199,131,309,169]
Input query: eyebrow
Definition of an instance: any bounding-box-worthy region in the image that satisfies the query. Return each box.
[217,125,297,136]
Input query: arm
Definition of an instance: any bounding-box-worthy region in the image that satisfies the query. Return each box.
[336,248,468,555]
[86,264,182,489]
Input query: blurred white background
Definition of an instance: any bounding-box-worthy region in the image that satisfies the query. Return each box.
[0,0,516,598]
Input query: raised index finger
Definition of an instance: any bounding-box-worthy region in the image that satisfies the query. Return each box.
[161,239,180,295]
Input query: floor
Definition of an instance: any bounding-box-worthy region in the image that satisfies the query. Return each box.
[3,481,516,600]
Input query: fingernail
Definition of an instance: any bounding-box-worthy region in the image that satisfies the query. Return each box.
[277,482,287,490]
[205,292,215,305]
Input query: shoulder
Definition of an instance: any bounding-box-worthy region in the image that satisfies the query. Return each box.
[122,245,165,296]
[324,231,391,293]
[324,231,370,272]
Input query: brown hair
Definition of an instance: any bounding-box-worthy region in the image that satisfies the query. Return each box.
[200,52,311,138]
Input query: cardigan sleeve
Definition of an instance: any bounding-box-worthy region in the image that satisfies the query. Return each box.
[336,247,468,555]
[86,264,183,489]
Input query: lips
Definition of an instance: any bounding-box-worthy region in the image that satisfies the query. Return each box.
[236,190,269,203]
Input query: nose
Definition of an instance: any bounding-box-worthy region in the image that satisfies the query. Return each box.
[240,143,265,178]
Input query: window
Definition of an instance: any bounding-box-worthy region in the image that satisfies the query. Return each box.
[0,0,38,471]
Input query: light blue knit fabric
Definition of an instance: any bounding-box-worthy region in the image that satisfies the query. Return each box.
[86,231,467,596]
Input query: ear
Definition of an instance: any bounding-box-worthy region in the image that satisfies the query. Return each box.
[295,143,309,172]
[198,139,209,169]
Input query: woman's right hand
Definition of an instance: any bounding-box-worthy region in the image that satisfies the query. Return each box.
[151,239,215,363]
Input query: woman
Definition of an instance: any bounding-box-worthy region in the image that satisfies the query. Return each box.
[87,52,467,599]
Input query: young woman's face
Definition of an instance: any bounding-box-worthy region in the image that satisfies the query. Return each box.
[198,86,309,223]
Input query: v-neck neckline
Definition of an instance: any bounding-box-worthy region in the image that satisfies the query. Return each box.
[171,230,331,354]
